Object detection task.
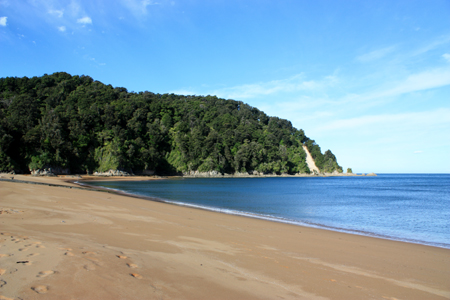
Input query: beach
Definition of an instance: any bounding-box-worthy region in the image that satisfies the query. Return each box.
[0,176,449,299]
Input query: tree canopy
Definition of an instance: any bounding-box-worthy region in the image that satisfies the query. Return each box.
[0,72,343,175]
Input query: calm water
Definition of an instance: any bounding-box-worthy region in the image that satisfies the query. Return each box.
[85,174,450,248]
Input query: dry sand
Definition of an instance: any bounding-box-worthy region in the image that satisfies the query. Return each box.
[0,175,449,300]
[302,146,319,174]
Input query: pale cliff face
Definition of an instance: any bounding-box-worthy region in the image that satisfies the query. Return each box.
[302,145,320,173]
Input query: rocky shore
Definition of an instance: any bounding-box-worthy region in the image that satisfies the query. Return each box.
[181,170,377,178]
[11,168,377,178]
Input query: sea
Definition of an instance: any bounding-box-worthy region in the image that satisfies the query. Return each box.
[84,174,450,249]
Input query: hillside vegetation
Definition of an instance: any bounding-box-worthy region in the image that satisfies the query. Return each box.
[0,72,342,175]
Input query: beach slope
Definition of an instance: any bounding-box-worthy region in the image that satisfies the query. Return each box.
[0,176,449,299]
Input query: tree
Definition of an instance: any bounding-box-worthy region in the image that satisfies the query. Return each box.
[0,72,343,175]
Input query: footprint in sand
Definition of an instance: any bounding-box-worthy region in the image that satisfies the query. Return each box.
[130,273,143,279]
[116,255,127,259]
[83,264,95,271]
[18,248,29,252]
[65,252,74,256]
[86,257,103,266]
[127,263,138,268]
[37,270,55,278]
[36,245,45,249]
[82,251,96,255]
[0,280,6,288]
[27,253,40,257]
[31,285,49,294]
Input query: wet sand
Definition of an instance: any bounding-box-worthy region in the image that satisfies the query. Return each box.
[0,175,449,299]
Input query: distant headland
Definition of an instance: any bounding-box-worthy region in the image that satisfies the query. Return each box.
[0,72,372,177]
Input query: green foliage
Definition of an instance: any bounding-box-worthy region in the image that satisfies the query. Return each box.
[305,141,342,173]
[28,153,53,170]
[347,168,353,173]
[0,73,343,174]
[94,134,121,172]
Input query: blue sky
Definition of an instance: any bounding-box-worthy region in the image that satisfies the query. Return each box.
[1,0,449,173]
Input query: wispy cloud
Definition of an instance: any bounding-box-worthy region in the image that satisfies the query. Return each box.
[443,53,450,63]
[315,108,450,133]
[83,54,106,66]
[257,65,450,119]
[77,16,92,24]
[356,46,396,63]
[143,0,160,6]
[411,35,450,57]
[48,9,63,18]
[356,67,450,102]
[307,108,450,172]
[67,1,83,18]
[58,26,66,32]
[120,0,161,16]
[209,73,338,100]
[307,67,450,112]
[0,16,7,26]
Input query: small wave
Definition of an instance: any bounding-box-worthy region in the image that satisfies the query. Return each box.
[160,200,450,249]
[77,179,450,250]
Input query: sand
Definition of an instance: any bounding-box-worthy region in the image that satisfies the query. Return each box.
[0,175,449,300]
[302,146,320,174]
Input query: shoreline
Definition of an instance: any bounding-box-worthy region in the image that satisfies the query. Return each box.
[1,171,375,180]
[3,175,448,250]
[1,176,449,299]
[78,176,450,250]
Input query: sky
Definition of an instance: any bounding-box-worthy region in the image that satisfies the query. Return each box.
[1,0,450,173]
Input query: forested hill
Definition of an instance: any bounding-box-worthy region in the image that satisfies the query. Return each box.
[0,72,342,175]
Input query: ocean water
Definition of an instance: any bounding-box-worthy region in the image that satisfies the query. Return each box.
[85,174,450,249]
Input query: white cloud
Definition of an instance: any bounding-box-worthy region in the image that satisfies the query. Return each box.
[226,66,450,117]
[0,16,7,26]
[443,53,450,63]
[68,1,82,17]
[120,0,160,16]
[411,35,450,57]
[314,108,450,133]
[208,73,338,100]
[48,9,63,18]
[306,108,450,172]
[356,46,396,63]
[77,16,92,24]
[143,0,160,6]
[370,68,450,99]
[326,67,450,108]
[83,54,106,66]
[58,26,66,32]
